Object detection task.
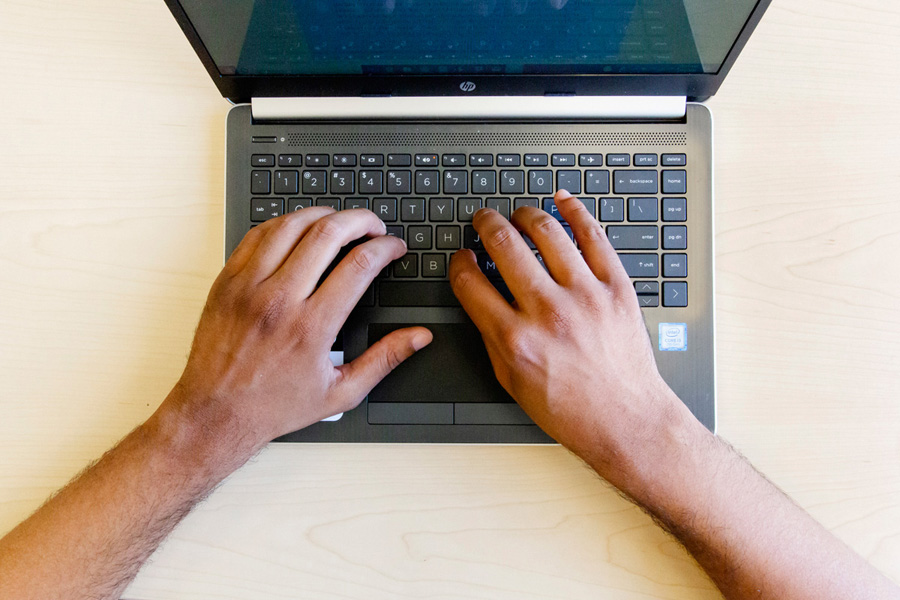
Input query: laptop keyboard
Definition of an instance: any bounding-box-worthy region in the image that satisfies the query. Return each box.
[248,151,689,310]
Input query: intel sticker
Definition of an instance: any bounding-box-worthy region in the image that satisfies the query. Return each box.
[659,323,687,352]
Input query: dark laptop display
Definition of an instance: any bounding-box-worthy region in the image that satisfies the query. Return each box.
[165,0,771,443]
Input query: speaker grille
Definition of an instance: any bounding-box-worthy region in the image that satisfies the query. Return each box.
[286,131,686,147]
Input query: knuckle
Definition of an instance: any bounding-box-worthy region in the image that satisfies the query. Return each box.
[485,225,514,248]
[381,343,406,371]
[311,216,342,243]
[534,215,560,237]
[346,245,378,274]
[450,266,477,294]
[249,289,288,331]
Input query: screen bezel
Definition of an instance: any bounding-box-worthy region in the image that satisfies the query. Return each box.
[163,0,771,103]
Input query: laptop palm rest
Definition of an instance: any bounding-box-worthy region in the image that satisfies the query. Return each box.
[366,323,532,426]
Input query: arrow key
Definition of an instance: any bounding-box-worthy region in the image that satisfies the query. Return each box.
[663,281,688,307]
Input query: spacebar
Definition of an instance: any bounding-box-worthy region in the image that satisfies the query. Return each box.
[379,281,461,307]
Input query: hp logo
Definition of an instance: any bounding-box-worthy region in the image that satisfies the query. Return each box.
[459,81,476,92]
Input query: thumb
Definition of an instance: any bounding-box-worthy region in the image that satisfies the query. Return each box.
[332,326,433,411]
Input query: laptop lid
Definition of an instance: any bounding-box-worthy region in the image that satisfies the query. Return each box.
[165,0,770,104]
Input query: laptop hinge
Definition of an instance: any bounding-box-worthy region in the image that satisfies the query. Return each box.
[251,96,687,121]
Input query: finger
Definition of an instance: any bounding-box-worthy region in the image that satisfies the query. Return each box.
[448,249,517,337]
[274,209,388,299]
[221,224,267,277]
[240,207,337,282]
[509,198,590,287]
[473,208,555,305]
[330,326,433,412]
[310,235,408,337]
[554,190,630,286]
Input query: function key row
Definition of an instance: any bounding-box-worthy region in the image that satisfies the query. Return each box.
[251,153,687,169]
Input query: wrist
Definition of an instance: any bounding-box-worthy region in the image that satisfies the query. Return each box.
[141,384,261,483]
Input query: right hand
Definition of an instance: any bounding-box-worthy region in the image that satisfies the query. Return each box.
[449,191,694,477]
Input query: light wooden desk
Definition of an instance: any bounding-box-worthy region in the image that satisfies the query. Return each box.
[1,1,898,598]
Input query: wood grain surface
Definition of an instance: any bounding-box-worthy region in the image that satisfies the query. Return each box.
[0,1,898,598]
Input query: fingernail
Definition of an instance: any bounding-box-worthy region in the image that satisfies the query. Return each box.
[411,330,433,351]
[556,189,574,199]
[380,219,387,233]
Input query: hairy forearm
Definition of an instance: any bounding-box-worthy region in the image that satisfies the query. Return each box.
[586,396,899,600]
[0,389,254,600]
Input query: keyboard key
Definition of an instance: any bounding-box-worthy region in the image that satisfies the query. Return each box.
[477,252,502,278]
[618,253,659,278]
[579,153,603,166]
[315,198,341,210]
[373,198,397,221]
[470,154,493,166]
[252,154,275,167]
[514,197,539,210]
[360,154,384,166]
[305,154,329,166]
[628,197,658,221]
[663,253,688,278]
[415,154,438,166]
[634,281,659,294]
[388,154,412,166]
[557,170,581,194]
[415,171,440,194]
[302,170,327,194]
[662,154,687,166]
[387,170,411,194]
[333,154,356,166]
[344,198,369,210]
[429,198,454,221]
[287,197,312,212]
[443,170,468,194]
[359,170,383,194]
[663,281,688,307]
[379,281,460,306]
[551,153,576,166]
[421,253,446,277]
[464,225,483,249]
[330,171,355,194]
[638,295,659,307]
[486,197,510,219]
[662,170,687,194]
[385,225,403,239]
[251,170,270,194]
[525,154,548,166]
[585,170,610,194]
[472,170,496,194]
[393,254,417,277]
[274,171,299,194]
[458,198,482,221]
[634,154,659,166]
[614,170,658,195]
[528,170,553,194]
[607,226,659,250]
[607,154,631,166]
[250,198,283,222]
[662,197,687,221]
[544,197,594,220]
[436,225,461,249]
[662,225,687,249]
[599,197,625,222]
[500,170,525,194]
[442,154,466,166]
[401,197,426,221]
[407,225,432,249]
[277,154,302,167]
[497,154,520,166]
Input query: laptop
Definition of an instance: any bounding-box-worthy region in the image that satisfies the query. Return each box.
[164,0,771,443]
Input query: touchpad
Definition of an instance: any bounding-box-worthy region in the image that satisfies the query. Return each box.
[368,323,513,404]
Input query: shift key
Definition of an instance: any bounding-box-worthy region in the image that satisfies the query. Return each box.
[614,170,658,194]
[617,253,659,278]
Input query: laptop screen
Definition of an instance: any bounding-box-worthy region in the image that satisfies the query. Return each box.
[181,0,758,78]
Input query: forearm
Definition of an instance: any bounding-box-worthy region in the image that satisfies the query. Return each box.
[0,389,255,600]
[586,395,899,600]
